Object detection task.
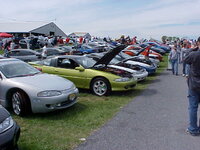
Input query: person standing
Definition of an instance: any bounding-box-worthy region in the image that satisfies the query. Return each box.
[181,43,190,77]
[169,45,179,75]
[3,40,10,57]
[184,37,200,136]
[10,40,15,50]
[41,43,48,59]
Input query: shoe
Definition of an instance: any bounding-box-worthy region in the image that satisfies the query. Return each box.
[176,74,178,76]
[182,74,185,77]
[186,128,200,136]
[186,75,189,77]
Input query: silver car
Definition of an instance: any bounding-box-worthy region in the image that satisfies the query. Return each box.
[5,49,42,62]
[0,58,79,116]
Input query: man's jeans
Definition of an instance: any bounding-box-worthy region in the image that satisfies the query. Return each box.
[182,62,190,75]
[188,89,200,132]
[171,59,178,75]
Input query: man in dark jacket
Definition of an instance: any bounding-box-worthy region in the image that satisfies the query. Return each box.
[184,37,200,136]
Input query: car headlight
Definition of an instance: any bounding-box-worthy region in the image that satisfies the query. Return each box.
[37,90,62,97]
[115,77,131,82]
[71,84,77,90]
[0,116,14,134]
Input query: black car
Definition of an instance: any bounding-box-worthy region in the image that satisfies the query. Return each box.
[0,105,20,150]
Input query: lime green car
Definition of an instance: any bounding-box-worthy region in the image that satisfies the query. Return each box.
[29,46,137,96]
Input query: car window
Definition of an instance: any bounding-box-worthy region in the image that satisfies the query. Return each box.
[57,58,79,69]
[75,57,96,68]
[24,51,34,55]
[8,51,20,56]
[47,49,60,56]
[42,59,52,66]
[19,51,34,56]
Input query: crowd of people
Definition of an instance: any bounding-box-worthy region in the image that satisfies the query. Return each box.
[168,39,195,76]
[168,37,200,136]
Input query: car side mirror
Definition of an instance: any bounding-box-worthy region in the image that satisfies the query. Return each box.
[75,66,85,71]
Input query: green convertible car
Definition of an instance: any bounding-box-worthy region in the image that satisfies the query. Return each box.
[29,45,137,96]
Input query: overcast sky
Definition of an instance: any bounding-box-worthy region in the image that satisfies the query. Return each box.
[0,0,200,40]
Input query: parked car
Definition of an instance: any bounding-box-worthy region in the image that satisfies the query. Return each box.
[0,105,20,150]
[29,45,137,96]
[0,58,79,116]
[19,39,30,49]
[123,45,163,61]
[144,42,171,52]
[123,49,163,61]
[140,43,166,55]
[5,49,42,62]
[58,46,82,55]
[76,44,99,54]
[86,53,148,81]
[116,52,157,74]
[84,42,107,52]
[36,48,67,58]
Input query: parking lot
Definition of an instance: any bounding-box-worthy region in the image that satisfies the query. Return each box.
[3,55,166,150]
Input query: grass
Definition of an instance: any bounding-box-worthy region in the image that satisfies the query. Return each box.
[12,55,168,150]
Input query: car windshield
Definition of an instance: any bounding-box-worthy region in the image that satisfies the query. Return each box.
[109,58,120,64]
[75,57,96,68]
[0,61,41,78]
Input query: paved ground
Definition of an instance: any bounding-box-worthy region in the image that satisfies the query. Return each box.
[75,65,200,150]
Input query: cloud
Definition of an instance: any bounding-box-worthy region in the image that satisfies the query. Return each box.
[0,0,200,40]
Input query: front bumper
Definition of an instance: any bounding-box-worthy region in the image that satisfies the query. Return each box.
[134,71,148,81]
[111,78,137,91]
[0,121,20,150]
[31,88,79,113]
[145,66,156,75]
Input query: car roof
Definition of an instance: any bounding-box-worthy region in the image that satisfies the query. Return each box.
[53,55,87,59]
[10,49,36,52]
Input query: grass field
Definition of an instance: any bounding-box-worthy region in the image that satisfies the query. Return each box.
[10,54,168,150]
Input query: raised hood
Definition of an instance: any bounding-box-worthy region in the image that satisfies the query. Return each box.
[93,45,126,67]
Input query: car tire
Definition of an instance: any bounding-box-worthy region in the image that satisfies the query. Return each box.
[91,77,111,96]
[12,91,31,116]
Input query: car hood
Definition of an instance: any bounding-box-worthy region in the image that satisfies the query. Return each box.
[93,45,126,67]
[0,105,10,122]
[108,64,136,73]
[125,60,151,67]
[9,73,74,91]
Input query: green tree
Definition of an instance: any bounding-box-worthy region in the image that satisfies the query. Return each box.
[161,36,167,43]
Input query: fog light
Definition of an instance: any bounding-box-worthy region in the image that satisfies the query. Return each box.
[69,93,76,101]
[46,104,55,109]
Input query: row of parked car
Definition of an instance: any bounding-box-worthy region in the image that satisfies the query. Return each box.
[0,40,170,149]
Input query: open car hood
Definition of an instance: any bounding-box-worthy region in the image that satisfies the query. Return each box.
[93,45,126,68]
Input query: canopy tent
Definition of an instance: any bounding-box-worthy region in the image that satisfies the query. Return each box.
[0,32,13,38]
